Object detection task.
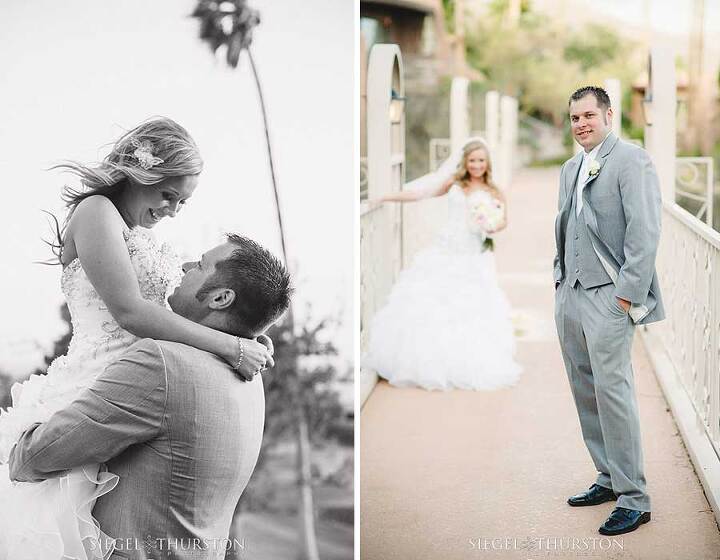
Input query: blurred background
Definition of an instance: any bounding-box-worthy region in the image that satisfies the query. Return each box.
[361,0,720,227]
[0,1,353,558]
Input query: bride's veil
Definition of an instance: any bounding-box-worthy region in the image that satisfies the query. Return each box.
[404,136,491,197]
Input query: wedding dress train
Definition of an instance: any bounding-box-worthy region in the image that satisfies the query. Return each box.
[364,186,521,390]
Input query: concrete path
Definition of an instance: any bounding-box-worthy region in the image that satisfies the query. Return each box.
[360,167,720,560]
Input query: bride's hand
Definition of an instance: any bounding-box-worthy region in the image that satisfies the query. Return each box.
[366,198,384,211]
[228,337,275,382]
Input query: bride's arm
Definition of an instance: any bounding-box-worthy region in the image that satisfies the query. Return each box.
[68,196,271,379]
[369,176,454,206]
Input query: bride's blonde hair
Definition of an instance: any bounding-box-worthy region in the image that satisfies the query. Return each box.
[453,140,501,198]
[46,117,203,261]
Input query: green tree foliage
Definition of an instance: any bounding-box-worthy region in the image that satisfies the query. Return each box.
[442,0,455,34]
[466,4,642,127]
[0,371,14,409]
[564,23,621,72]
[240,312,350,511]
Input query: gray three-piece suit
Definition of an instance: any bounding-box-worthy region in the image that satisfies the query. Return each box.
[553,132,664,512]
[10,339,265,560]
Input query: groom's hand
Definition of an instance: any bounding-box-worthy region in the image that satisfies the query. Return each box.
[616,297,631,312]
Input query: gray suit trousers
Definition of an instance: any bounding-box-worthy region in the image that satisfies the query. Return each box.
[555,280,650,512]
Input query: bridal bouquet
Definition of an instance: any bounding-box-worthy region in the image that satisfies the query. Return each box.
[468,198,504,251]
[469,198,504,232]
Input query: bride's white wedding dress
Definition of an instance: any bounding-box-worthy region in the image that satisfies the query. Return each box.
[364,185,521,390]
[0,227,181,560]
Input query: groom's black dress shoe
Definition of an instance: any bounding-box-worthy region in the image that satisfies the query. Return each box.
[598,507,651,535]
[567,484,617,507]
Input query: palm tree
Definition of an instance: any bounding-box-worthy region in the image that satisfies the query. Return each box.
[191,2,319,559]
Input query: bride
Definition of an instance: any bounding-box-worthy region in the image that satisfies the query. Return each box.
[364,138,521,391]
[0,117,272,560]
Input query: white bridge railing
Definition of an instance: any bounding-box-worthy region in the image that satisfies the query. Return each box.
[675,156,715,229]
[654,201,720,459]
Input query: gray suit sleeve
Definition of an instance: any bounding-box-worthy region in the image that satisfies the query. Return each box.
[615,149,662,304]
[553,163,566,286]
[8,339,167,483]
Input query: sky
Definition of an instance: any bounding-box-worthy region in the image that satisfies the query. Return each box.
[591,0,720,38]
[531,0,720,49]
[0,0,354,377]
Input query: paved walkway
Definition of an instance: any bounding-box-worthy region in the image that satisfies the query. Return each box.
[360,167,720,560]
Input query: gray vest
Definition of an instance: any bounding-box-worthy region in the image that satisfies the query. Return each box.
[565,185,612,289]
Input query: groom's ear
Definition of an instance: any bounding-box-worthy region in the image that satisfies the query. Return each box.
[207,288,236,310]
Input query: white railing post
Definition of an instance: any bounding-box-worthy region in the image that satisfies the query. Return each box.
[604,78,622,138]
[644,45,677,203]
[361,44,405,404]
[676,157,715,227]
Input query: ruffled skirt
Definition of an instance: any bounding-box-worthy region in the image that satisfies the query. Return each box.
[364,247,521,390]
[0,354,121,559]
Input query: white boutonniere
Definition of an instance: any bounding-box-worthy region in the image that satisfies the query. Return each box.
[588,159,601,178]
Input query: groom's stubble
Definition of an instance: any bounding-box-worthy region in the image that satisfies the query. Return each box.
[569,94,612,152]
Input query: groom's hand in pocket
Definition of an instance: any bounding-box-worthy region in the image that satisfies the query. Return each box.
[616,297,631,312]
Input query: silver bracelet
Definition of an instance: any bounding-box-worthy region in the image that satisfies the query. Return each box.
[235,337,245,371]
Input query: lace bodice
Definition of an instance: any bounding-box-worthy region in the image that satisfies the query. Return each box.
[434,184,496,255]
[60,227,182,362]
[0,227,182,461]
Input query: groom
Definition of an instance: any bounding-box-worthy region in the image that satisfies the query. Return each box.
[553,86,664,536]
[9,234,292,559]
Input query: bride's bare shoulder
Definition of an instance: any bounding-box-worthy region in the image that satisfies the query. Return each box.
[64,196,125,253]
[69,196,123,228]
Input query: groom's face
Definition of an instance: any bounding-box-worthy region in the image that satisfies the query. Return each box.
[168,242,236,321]
[569,94,612,152]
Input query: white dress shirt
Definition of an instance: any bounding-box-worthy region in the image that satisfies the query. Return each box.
[576,133,610,216]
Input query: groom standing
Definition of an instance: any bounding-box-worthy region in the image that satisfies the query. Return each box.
[553,86,664,536]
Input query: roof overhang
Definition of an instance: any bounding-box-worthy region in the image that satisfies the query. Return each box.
[362,0,435,15]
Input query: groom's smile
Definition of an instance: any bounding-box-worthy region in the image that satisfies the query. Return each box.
[569,93,612,152]
[169,242,236,321]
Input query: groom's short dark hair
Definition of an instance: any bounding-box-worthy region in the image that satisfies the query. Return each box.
[569,86,611,111]
[198,234,292,336]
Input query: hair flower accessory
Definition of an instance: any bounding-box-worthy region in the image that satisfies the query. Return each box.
[130,138,164,170]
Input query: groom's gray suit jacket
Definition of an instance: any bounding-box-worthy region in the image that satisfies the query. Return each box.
[553,132,665,324]
[9,338,265,560]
